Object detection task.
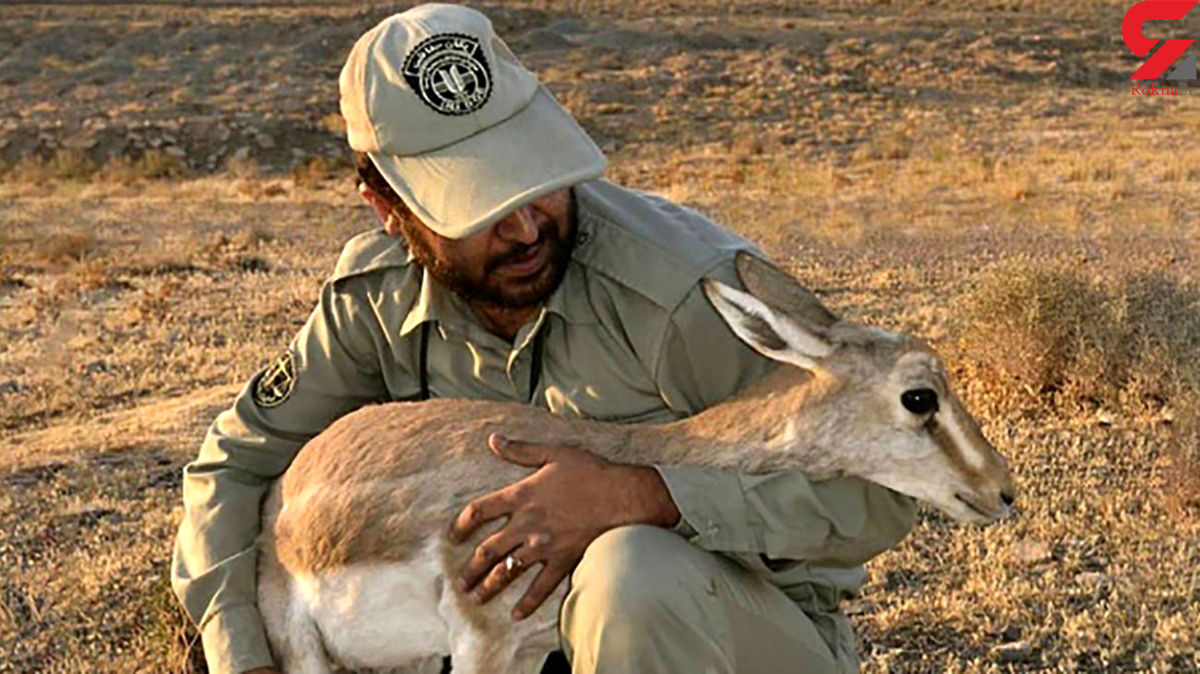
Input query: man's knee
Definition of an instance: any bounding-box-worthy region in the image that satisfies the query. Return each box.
[566,525,713,624]
[561,526,736,671]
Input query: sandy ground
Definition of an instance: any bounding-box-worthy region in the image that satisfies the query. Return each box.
[1,1,1198,672]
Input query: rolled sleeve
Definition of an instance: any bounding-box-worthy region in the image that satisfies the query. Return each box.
[656,467,916,568]
[199,605,276,674]
[655,464,752,548]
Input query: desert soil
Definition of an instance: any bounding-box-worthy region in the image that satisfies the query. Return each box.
[1,1,1198,672]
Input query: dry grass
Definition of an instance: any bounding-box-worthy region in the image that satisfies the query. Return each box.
[32,232,99,265]
[4,150,191,185]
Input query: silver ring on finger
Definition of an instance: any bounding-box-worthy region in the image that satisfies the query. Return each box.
[505,554,522,573]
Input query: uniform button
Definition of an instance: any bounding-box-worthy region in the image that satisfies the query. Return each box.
[576,230,590,246]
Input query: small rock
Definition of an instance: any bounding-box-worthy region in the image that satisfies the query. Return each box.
[518,29,572,52]
[1014,539,1052,564]
[233,146,252,161]
[545,18,585,35]
[687,32,737,50]
[1076,572,1110,587]
[165,146,186,158]
[255,133,275,149]
[991,641,1032,663]
[966,36,996,53]
[844,599,875,616]
[63,134,98,150]
[81,361,110,376]
[0,380,21,395]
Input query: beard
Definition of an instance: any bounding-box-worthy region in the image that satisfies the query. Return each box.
[400,216,576,311]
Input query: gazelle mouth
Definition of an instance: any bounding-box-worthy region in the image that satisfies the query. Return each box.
[954,493,1000,520]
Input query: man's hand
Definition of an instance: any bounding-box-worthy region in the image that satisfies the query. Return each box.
[449,433,680,620]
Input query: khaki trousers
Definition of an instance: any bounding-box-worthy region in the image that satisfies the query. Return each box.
[558,526,853,674]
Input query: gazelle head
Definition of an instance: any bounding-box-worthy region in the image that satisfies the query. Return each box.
[703,252,1016,524]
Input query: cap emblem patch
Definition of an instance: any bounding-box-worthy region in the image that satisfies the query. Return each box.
[253,350,296,408]
[402,33,492,116]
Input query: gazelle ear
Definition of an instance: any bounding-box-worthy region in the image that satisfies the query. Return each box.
[734,251,838,330]
[703,279,834,371]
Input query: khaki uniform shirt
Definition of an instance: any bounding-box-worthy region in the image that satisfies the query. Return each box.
[171,179,917,674]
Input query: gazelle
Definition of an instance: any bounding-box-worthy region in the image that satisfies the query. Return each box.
[256,251,1016,674]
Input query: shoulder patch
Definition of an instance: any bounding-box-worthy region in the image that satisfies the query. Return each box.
[253,351,296,408]
[330,229,412,283]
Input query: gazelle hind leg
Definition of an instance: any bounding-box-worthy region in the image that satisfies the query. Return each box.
[258,553,333,673]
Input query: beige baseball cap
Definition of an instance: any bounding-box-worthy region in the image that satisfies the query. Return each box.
[339,3,607,239]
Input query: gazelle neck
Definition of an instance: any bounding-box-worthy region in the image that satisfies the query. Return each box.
[619,366,848,477]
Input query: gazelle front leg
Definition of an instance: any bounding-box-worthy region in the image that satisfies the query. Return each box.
[437,569,563,674]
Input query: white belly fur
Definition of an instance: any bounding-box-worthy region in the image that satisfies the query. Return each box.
[293,540,450,670]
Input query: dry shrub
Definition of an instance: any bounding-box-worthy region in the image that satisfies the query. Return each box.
[955,259,1200,416]
[33,231,99,264]
[231,226,273,250]
[319,111,347,136]
[561,87,592,124]
[98,151,190,183]
[290,155,334,189]
[1118,272,1200,406]
[1165,400,1200,516]
[136,150,190,180]
[60,259,126,293]
[852,128,912,162]
[4,150,98,183]
[225,154,261,180]
[128,277,182,324]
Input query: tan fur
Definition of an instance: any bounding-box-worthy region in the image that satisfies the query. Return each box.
[268,333,1012,576]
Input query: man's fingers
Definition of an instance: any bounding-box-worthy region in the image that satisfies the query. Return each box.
[467,545,534,605]
[488,433,559,467]
[512,562,570,621]
[458,529,522,592]
[449,489,515,543]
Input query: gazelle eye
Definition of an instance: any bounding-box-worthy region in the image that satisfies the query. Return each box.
[901,388,939,415]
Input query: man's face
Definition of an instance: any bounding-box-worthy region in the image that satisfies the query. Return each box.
[398,188,576,310]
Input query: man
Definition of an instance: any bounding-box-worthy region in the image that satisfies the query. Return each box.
[171,4,916,673]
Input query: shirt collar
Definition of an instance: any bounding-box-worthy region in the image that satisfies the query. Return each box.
[398,264,468,337]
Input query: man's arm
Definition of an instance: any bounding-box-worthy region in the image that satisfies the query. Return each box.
[450,256,915,618]
[171,278,389,674]
[651,262,918,569]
